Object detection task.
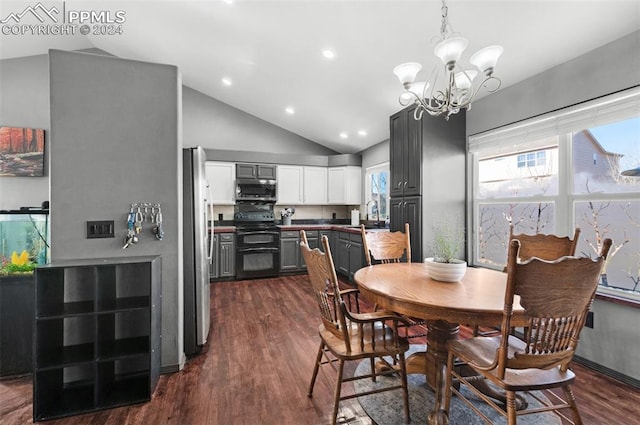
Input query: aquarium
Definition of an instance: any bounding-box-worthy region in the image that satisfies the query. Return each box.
[0,210,50,268]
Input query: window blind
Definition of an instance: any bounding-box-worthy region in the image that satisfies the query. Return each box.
[468,87,640,157]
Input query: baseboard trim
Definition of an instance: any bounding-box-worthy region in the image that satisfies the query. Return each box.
[573,355,639,389]
[161,364,181,375]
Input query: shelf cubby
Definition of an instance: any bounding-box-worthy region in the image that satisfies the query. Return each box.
[97,357,151,408]
[33,365,96,421]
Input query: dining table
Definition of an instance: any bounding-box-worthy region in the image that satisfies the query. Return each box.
[353,262,527,425]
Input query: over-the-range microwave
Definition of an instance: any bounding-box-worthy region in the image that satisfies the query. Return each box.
[236,178,277,202]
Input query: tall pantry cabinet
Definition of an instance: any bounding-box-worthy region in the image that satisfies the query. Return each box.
[389,105,466,263]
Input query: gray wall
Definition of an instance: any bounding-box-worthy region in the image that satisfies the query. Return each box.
[183,86,336,155]
[467,31,640,381]
[49,50,184,370]
[360,139,389,171]
[421,112,467,260]
[0,53,336,211]
[0,54,50,210]
[467,30,640,136]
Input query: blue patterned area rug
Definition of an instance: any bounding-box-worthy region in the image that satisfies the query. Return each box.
[354,345,562,425]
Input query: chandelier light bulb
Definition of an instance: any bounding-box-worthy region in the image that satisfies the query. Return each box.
[434,37,468,70]
[454,70,477,91]
[393,62,422,87]
[470,45,504,76]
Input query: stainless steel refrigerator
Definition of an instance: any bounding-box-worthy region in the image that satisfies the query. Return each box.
[183,146,214,355]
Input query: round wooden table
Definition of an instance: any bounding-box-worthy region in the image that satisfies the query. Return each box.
[354,263,526,425]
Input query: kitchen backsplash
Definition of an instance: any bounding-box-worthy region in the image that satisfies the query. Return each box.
[212,205,357,221]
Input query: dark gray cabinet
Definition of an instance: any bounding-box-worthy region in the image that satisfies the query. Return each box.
[336,231,365,281]
[0,275,34,377]
[390,196,422,263]
[390,105,422,198]
[219,233,235,278]
[280,230,318,272]
[211,233,235,281]
[319,230,335,253]
[236,163,277,180]
[33,256,161,422]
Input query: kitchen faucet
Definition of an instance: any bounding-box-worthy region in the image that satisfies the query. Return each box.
[366,199,380,227]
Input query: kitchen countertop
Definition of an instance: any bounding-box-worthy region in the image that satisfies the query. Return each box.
[279,224,388,234]
[211,224,388,234]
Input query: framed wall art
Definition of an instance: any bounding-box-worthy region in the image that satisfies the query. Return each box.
[0,126,45,177]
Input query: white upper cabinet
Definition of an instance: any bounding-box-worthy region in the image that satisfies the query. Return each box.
[277,165,304,204]
[205,162,236,205]
[327,166,362,205]
[303,166,328,204]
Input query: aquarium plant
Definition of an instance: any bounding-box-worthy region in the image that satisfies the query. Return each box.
[0,250,36,276]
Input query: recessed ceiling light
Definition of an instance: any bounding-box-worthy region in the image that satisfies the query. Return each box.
[339,132,348,139]
[358,130,367,136]
[221,77,232,86]
[322,49,335,60]
[285,106,295,115]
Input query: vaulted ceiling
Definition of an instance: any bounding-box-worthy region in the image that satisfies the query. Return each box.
[1,1,639,153]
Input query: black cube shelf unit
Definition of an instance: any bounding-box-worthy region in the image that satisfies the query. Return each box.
[33,256,161,421]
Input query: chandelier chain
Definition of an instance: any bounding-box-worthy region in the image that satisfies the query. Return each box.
[440,0,450,40]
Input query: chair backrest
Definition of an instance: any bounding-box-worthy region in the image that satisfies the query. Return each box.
[361,223,411,266]
[496,238,612,376]
[509,225,581,262]
[299,230,349,343]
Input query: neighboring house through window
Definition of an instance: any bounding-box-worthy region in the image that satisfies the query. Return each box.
[469,88,640,300]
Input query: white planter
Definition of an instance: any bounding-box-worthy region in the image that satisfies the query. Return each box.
[424,258,467,282]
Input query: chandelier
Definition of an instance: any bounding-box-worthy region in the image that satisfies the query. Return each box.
[393,0,503,120]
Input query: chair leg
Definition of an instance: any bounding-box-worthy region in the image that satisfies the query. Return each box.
[506,390,517,425]
[398,352,411,423]
[308,342,325,397]
[331,359,345,425]
[563,385,583,425]
[444,351,455,413]
[370,358,377,382]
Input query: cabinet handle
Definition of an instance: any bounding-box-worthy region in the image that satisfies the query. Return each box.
[404,181,408,188]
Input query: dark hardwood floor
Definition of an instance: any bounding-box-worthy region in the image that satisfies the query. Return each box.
[1,275,638,424]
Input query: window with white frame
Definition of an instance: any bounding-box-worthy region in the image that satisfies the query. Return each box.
[365,163,389,223]
[469,88,640,299]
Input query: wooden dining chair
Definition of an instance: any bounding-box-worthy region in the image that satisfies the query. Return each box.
[444,237,612,425]
[361,222,411,266]
[475,226,583,337]
[509,225,581,264]
[483,226,583,337]
[300,231,411,425]
[361,223,427,338]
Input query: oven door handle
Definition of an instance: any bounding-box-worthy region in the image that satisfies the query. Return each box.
[237,247,280,253]
[237,231,280,236]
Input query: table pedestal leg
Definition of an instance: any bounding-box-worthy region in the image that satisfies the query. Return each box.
[404,320,458,425]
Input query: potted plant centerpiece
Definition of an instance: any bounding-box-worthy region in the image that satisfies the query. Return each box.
[424,217,467,282]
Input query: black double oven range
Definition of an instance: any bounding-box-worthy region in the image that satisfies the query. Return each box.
[233,175,280,280]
